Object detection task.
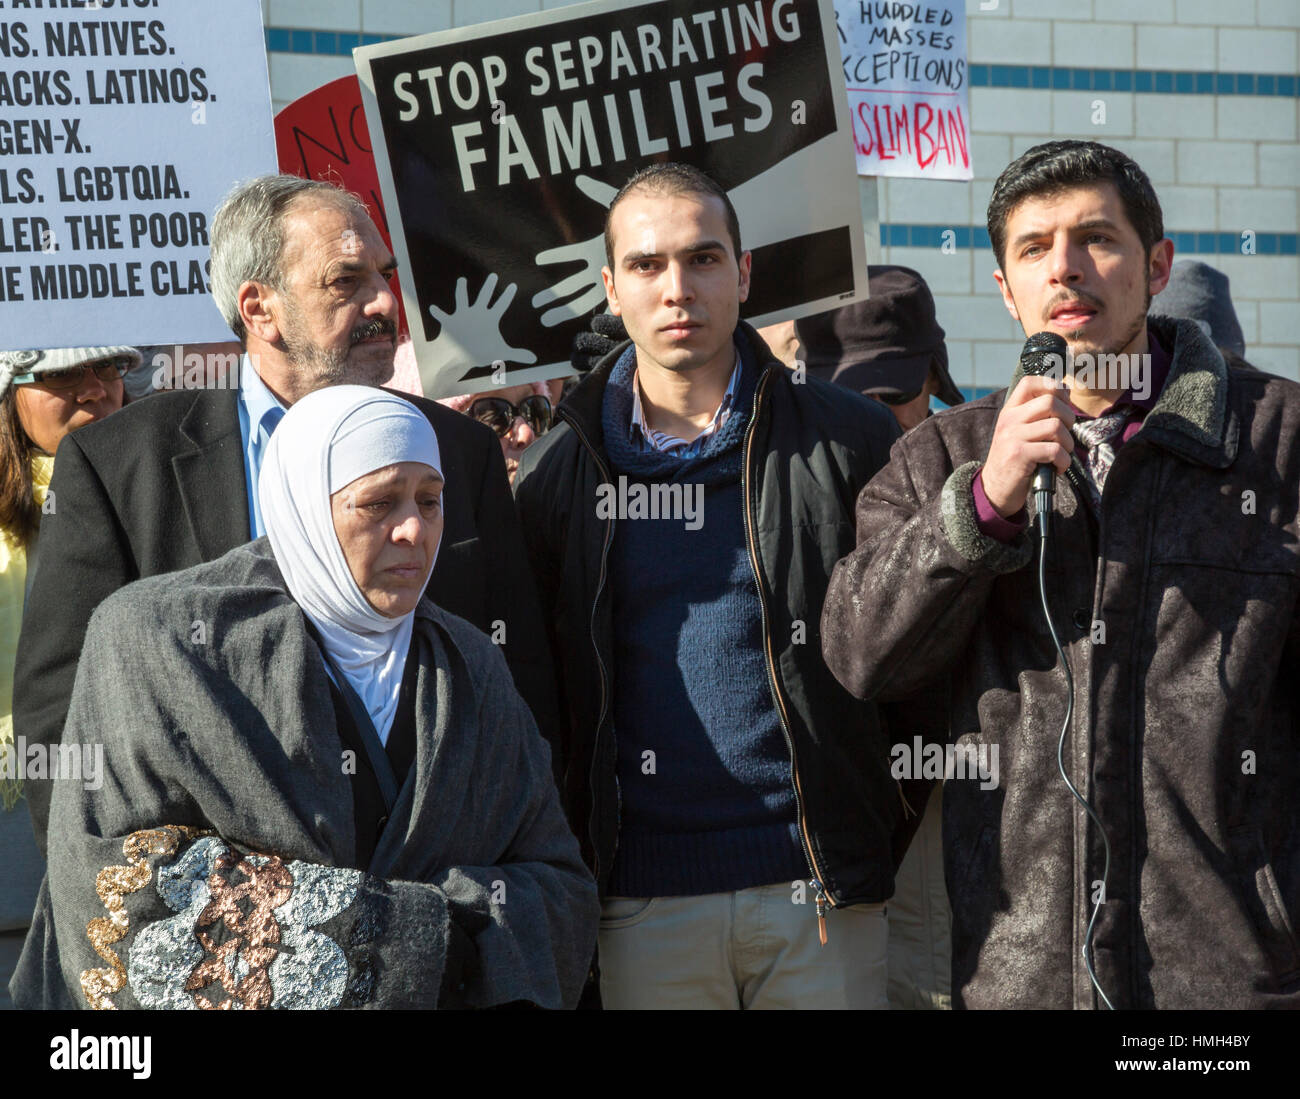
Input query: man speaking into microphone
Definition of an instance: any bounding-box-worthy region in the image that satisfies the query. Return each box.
[822,140,1300,1009]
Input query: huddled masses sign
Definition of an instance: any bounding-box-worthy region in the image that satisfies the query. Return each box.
[356,0,869,399]
[836,0,973,180]
[0,0,276,349]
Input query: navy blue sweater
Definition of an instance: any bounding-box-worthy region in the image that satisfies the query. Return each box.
[601,342,805,898]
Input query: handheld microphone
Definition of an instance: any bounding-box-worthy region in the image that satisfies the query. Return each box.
[1018,331,1068,537]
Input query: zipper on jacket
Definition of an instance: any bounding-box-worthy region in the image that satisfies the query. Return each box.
[557,408,618,883]
[739,368,833,942]
[812,879,829,945]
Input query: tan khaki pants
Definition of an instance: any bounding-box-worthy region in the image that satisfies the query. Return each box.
[598,881,889,1009]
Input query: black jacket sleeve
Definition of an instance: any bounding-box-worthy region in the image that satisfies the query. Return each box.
[14,430,136,857]
[510,443,569,787]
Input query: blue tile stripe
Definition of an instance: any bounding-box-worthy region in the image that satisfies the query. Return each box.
[970,63,1296,97]
[264,28,1299,98]
[880,224,1298,256]
[266,26,401,54]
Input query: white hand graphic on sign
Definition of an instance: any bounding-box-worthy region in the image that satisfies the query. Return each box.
[427,274,538,380]
[531,136,849,327]
[531,174,620,327]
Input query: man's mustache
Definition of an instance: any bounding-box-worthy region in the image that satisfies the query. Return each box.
[352,319,397,345]
[1044,289,1104,319]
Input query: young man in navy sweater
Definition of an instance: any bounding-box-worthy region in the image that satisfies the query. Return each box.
[514,164,904,1008]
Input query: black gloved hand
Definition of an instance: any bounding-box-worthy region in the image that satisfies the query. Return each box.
[571,311,628,374]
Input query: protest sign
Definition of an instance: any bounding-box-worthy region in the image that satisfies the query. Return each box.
[837,0,972,180]
[356,0,868,398]
[0,0,275,350]
[275,75,411,339]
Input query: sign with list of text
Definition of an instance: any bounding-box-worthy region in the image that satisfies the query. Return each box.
[0,0,276,349]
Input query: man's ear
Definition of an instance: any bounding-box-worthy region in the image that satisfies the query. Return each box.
[737,250,753,304]
[992,268,1021,322]
[238,281,281,345]
[602,265,621,316]
[1147,238,1175,297]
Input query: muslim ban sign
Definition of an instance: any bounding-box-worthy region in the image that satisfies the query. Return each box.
[836,0,972,180]
[0,0,276,349]
[356,0,869,400]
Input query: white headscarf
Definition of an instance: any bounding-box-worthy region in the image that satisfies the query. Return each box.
[259,385,442,745]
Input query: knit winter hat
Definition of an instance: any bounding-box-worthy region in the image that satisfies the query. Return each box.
[0,347,141,402]
[1150,260,1245,358]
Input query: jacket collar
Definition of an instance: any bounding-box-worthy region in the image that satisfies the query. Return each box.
[556,320,782,451]
[1001,315,1238,469]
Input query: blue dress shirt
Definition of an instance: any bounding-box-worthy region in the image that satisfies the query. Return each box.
[236,355,288,538]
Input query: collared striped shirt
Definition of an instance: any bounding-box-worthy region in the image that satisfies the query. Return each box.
[628,350,742,457]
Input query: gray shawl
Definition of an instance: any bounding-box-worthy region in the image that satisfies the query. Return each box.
[11,537,597,1010]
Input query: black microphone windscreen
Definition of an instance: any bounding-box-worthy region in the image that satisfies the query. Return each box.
[1020,331,1067,378]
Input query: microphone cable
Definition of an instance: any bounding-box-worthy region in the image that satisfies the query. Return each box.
[1035,491,1115,1011]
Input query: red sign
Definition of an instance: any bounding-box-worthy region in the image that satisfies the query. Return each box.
[275,76,410,337]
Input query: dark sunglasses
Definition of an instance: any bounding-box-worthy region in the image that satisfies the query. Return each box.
[13,356,132,392]
[468,394,552,438]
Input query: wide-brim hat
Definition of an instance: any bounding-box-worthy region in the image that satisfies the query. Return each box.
[0,346,141,401]
[794,266,963,407]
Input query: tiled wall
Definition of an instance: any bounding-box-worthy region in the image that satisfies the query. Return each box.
[260,0,1300,392]
[884,0,1299,390]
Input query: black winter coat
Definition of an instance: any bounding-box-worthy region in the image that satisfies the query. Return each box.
[513,323,908,914]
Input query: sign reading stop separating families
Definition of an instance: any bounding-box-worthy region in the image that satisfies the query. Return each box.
[0,0,275,349]
[356,0,868,399]
[836,0,972,180]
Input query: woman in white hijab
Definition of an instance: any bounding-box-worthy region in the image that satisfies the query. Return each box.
[259,384,444,747]
[17,385,597,1011]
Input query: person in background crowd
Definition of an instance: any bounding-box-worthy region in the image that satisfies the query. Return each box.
[823,139,1300,1008]
[386,335,429,399]
[794,266,965,1010]
[14,175,556,858]
[755,318,800,367]
[0,346,133,1009]
[11,385,596,1010]
[1150,258,1257,372]
[439,381,556,484]
[515,162,903,1010]
[795,266,965,432]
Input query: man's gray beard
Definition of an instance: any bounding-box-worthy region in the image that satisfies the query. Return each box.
[280,299,393,392]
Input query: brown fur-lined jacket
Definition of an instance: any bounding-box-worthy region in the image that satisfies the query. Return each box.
[823,316,1300,1009]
